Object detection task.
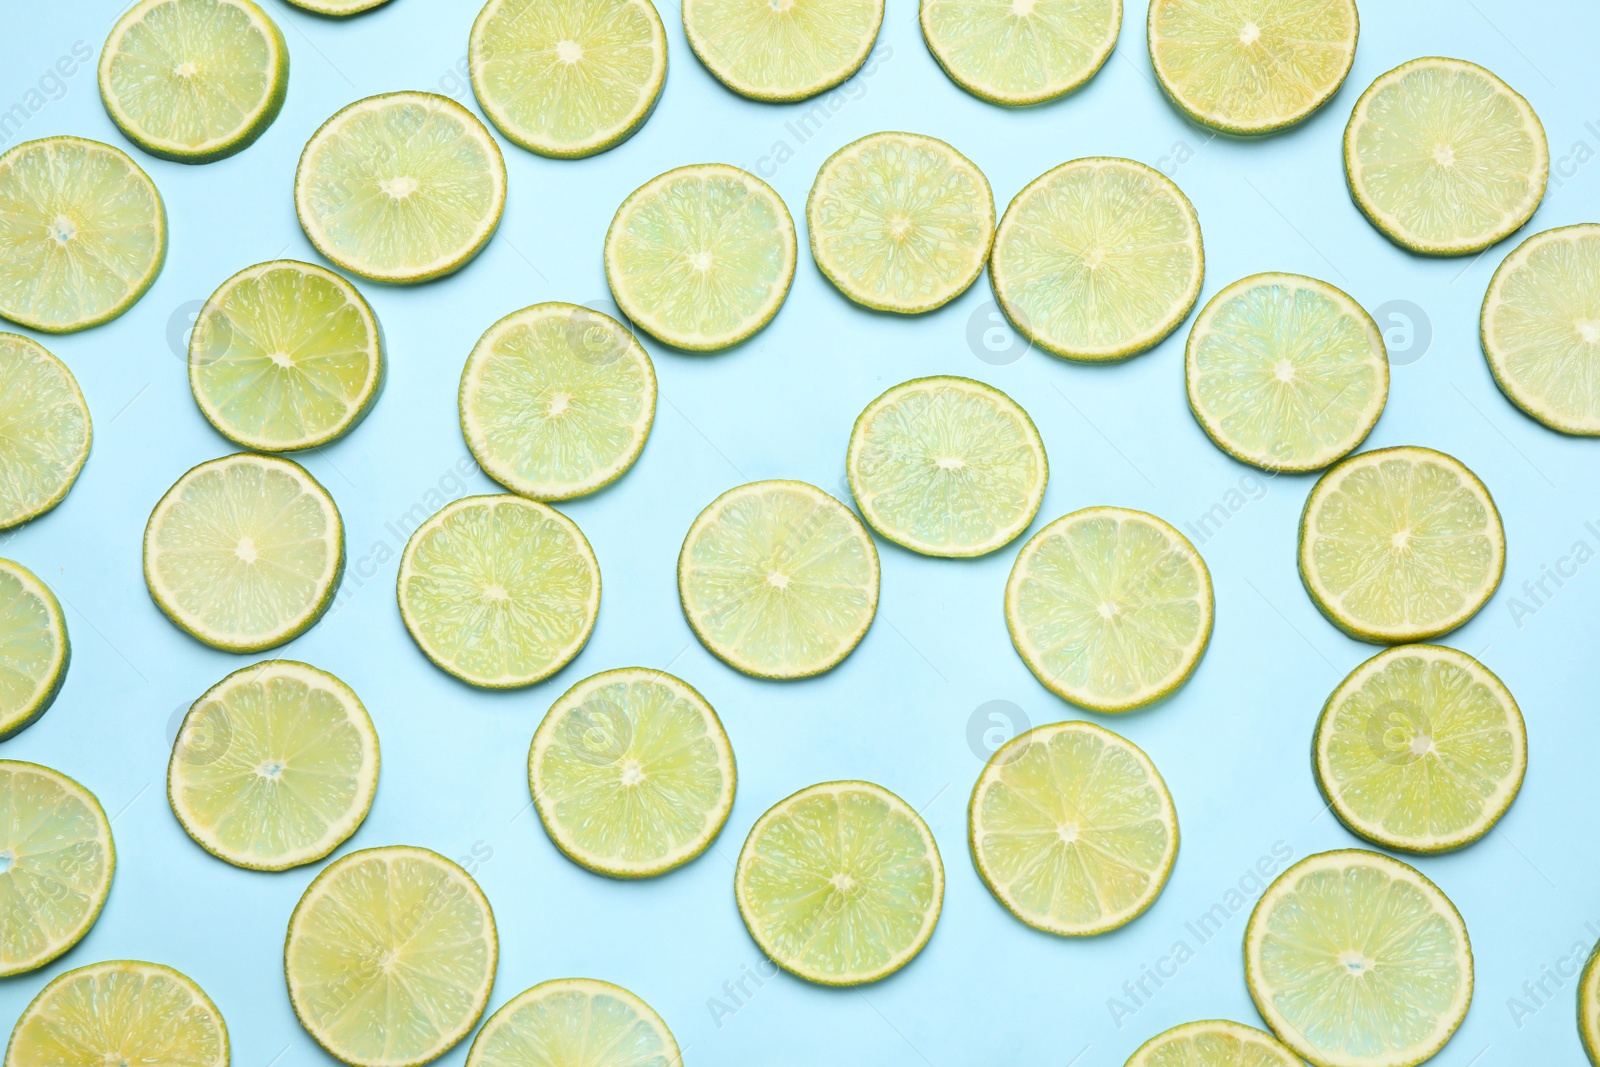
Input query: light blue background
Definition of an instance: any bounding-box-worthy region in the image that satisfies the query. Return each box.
[3,1,1599,1064]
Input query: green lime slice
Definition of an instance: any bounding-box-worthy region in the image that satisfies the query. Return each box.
[466,979,680,1067]
[736,780,942,985]
[5,961,226,1067]
[0,136,166,334]
[1123,1020,1301,1067]
[1582,944,1600,1066]
[921,0,1119,106]
[683,0,883,101]
[0,333,91,529]
[0,561,69,741]
[283,0,393,12]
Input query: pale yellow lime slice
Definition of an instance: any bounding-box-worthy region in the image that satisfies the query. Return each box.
[1124,1020,1301,1067]
[466,979,680,1067]
[1582,944,1600,1066]
[284,0,393,12]
[0,561,69,741]
[921,0,1119,106]
[0,333,91,529]
[683,0,883,101]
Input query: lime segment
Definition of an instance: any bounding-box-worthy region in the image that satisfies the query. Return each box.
[0,561,69,741]
[0,333,91,529]
[1123,1020,1302,1067]
[284,0,394,12]
[5,961,226,1067]
[921,0,1119,106]
[466,979,680,1067]
[684,0,883,101]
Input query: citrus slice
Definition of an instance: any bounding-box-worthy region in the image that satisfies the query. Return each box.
[1582,944,1600,1066]
[735,780,942,985]
[5,961,226,1067]
[460,302,656,501]
[470,0,668,159]
[168,660,380,871]
[191,260,384,452]
[1186,273,1388,472]
[807,132,994,313]
[1006,507,1212,712]
[1123,1020,1302,1067]
[285,845,497,1067]
[283,0,393,13]
[143,453,344,652]
[1481,224,1600,434]
[1245,849,1473,1067]
[466,979,680,1067]
[1299,446,1504,644]
[0,761,113,976]
[678,480,878,679]
[990,157,1204,361]
[1148,0,1359,135]
[920,0,1119,106]
[1344,58,1548,256]
[295,92,507,283]
[683,0,883,101]
[0,136,166,333]
[605,164,796,351]
[397,495,600,688]
[847,376,1046,556]
[0,333,91,529]
[530,668,734,878]
[0,562,69,741]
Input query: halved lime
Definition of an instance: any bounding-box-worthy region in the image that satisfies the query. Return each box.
[144,453,344,652]
[1186,273,1388,472]
[285,845,497,1067]
[0,136,166,333]
[1299,446,1504,644]
[295,92,507,283]
[284,0,393,12]
[1246,849,1473,1067]
[0,561,69,741]
[397,495,600,688]
[991,157,1204,361]
[736,780,942,985]
[683,0,883,101]
[1582,944,1600,1066]
[530,667,734,878]
[678,480,878,679]
[1345,57,1547,256]
[605,164,796,351]
[466,979,680,1067]
[460,302,656,501]
[1124,1020,1301,1067]
[921,0,1119,106]
[1006,507,1212,712]
[0,333,91,529]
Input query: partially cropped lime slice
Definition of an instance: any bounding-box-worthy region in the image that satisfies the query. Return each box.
[0,136,166,333]
[921,0,1118,106]
[284,0,393,12]
[295,92,507,283]
[991,157,1204,361]
[0,561,69,742]
[144,453,344,652]
[5,961,226,1067]
[1582,945,1600,1066]
[0,333,91,529]
[736,780,942,985]
[683,0,883,101]
[605,164,796,351]
[1246,849,1473,1067]
[466,979,680,1067]
[1124,1020,1301,1067]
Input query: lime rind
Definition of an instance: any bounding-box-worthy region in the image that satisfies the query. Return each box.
[465,979,681,1067]
[1123,1019,1302,1067]
[683,0,885,102]
[0,560,70,741]
[1582,943,1600,1066]
[920,0,1120,106]
[0,333,92,530]
[283,0,394,13]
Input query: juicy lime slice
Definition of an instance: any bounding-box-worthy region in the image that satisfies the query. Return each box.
[295,92,507,283]
[991,157,1204,361]
[920,0,1118,106]
[1186,272,1388,472]
[398,495,600,688]
[1246,849,1473,1067]
[678,480,878,679]
[1006,507,1213,712]
[0,136,166,333]
[5,961,226,1067]
[530,667,734,878]
[807,132,994,313]
[466,979,680,1067]
[1314,644,1525,853]
[683,0,883,101]
[1345,57,1547,256]
[1124,1020,1301,1067]
[168,660,380,871]
[1299,446,1504,644]
[0,561,69,741]
[847,375,1046,556]
[0,333,91,529]
[286,845,497,1067]
[736,780,942,985]
[0,762,113,976]
[460,302,656,501]
[605,164,796,351]
[143,453,344,652]
[470,0,667,159]
[1583,946,1600,1066]
[284,0,393,12]
[191,260,384,452]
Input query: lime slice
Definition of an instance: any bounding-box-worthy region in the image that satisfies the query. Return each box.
[0,136,166,334]
[735,780,942,985]
[1582,945,1600,1066]
[605,164,796,351]
[847,376,1046,556]
[460,302,656,501]
[530,668,734,878]
[168,660,380,871]
[284,0,393,12]
[143,453,344,652]
[0,761,113,976]
[1345,57,1547,256]
[1006,507,1212,712]
[678,480,878,679]
[191,260,384,452]
[807,132,994,313]
[5,961,226,1067]
[920,0,1118,106]
[0,561,69,741]
[466,979,680,1067]
[1245,849,1473,1067]
[470,0,667,159]
[397,495,600,688]
[0,333,91,529]
[1299,446,1504,644]
[683,0,883,101]
[1123,1020,1301,1067]
[285,845,497,1067]
[1186,273,1388,472]
[295,92,507,283]
[991,157,1204,361]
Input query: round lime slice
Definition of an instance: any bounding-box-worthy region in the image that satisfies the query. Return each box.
[466,979,680,1067]
[921,0,1119,106]
[0,333,91,529]
[0,560,69,741]
[1582,944,1600,1065]
[284,0,393,12]
[1123,1020,1301,1067]
[684,0,883,101]
[5,961,226,1067]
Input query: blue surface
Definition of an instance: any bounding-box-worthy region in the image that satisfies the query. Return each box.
[4,1,1600,1064]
